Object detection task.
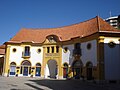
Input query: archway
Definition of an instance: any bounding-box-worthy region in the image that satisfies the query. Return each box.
[47,60,57,78]
[86,62,93,80]
[72,60,83,79]
[21,60,31,76]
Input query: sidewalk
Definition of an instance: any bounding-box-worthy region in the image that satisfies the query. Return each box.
[0,77,120,90]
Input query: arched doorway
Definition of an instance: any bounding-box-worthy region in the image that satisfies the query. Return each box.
[21,60,31,76]
[86,62,93,80]
[72,60,83,79]
[35,63,41,76]
[10,62,16,75]
[63,63,68,78]
[47,60,57,78]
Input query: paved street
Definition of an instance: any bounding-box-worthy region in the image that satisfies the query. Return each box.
[0,76,120,90]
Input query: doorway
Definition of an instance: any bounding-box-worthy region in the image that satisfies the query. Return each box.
[47,60,57,78]
[86,62,93,80]
[35,63,41,76]
[21,60,31,76]
[72,60,83,79]
[63,63,68,78]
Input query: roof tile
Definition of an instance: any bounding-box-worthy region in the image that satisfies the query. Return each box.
[9,16,119,43]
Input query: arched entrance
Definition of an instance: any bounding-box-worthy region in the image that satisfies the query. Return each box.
[10,62,16,75]
[20,60,31,76]
[86,62,93,80]
[72,60,83,79]
[47,60,57,78]
[63,63,68,78]
[35,63,41,76]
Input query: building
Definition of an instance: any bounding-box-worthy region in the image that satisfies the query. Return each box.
[0,45,5,75]
[105,15,120,29]
[3,16,120,81]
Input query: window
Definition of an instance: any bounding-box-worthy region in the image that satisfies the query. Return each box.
[47,47,50,53]
[64,47,68,53]
[51,47,54,53]
[87,43,92,50]
[36,63,41,67]
[10,62,16,75]
[49,36,54,43]
[56,46,59,53]
[73,43,81,55]
[24,46,30,56]
[48,35,58,43]
[75,43,80,49]
[37,48,41,53]
[13,48,17,52]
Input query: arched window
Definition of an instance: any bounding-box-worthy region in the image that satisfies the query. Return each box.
[10,62,16,75]
[21,60,31,66]
[63,63,68,78]
[36,63,41,67]
[20,60,31,76]
[35,63,41,76]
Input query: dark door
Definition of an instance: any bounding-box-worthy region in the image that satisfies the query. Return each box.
[63,68,68,78]
[35,67,41,76]
[87,68,92,80]
[23,67,28,76]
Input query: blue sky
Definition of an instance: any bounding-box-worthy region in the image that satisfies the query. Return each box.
[0,0,120,45]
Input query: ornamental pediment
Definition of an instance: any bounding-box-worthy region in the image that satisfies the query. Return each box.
[44,35,59,44]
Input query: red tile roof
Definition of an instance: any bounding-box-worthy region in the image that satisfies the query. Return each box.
[0,49,5,55]
[0,45,5,55]
[0,45,5,49]
[8,16,120,43]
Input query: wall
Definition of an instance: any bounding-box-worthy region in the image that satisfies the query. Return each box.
[104,38,120,80]
[62,40,97,66]
[9,46,23,65]
[62,45,74,65]
[81,40,97,66]
[9,45,43,66]
[30,46,43,66]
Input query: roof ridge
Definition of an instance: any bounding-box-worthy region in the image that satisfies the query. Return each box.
[96,16,100,31]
